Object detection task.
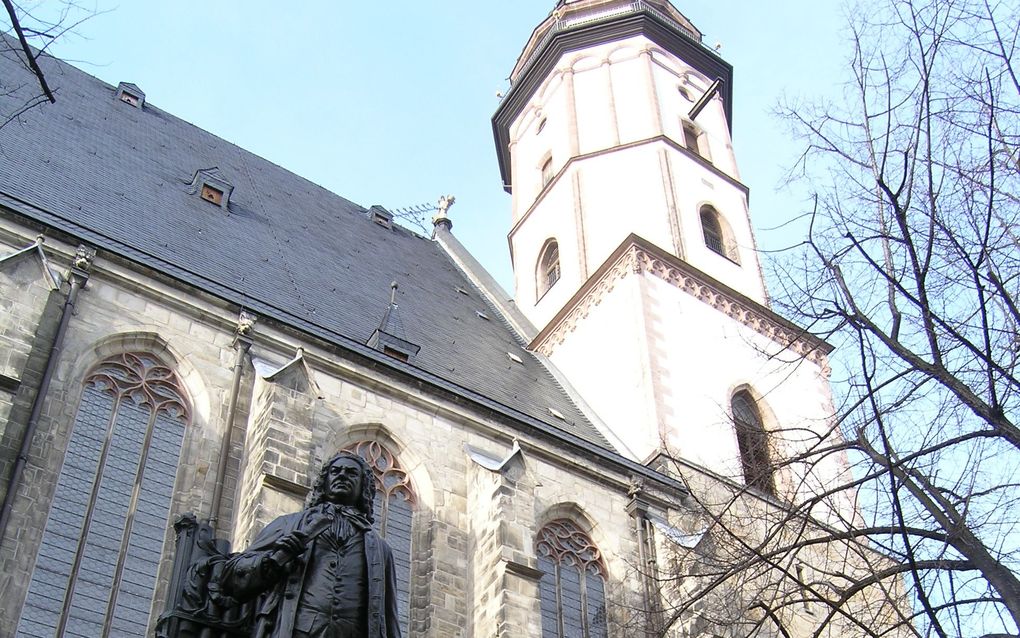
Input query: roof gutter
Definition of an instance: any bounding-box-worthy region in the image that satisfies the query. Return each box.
[0,193,692,497]
[0,245,93,545]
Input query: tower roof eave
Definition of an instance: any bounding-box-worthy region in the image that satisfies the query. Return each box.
[491,7,733,193]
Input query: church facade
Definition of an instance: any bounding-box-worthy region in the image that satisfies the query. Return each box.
[0,1,905,637]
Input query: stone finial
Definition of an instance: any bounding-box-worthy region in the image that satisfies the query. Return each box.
[72,244,96,272]
[389,281,398,305]
[432,195,455,232]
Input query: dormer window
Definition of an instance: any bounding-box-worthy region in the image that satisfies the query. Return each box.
[201,184,224,205]
[115,82,145,109]
[368,205,393,229]
[190,167,233,209]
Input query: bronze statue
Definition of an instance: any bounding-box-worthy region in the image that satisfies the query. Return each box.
[214,452,403,637]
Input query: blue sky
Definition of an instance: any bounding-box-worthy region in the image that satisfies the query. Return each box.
[46,1,848,294]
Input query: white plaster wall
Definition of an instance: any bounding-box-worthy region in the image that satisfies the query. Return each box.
[508,34,766,332]
[544,274,662,458]
[511,177,582,320]
[547,269,845,503]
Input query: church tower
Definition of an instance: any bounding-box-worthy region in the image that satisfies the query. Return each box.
[494,0,836,493]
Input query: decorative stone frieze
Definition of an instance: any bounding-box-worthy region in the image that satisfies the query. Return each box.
[534,241,832,373]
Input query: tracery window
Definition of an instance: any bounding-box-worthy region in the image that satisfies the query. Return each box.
[537,239,561,299]
[17,353,190,638]
[732,390,775,495]
[536,519,608,638]
[343,440,416,635]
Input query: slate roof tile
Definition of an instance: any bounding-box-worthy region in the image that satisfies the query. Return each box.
[0,44,613,450]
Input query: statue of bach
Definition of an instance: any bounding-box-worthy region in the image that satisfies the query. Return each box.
[218,451,402,637]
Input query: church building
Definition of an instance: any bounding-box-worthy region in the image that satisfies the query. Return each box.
[0,1,902,637]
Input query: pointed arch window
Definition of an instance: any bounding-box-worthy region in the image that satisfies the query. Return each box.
[343,440,416,636]
[537,239,561,299]
[17,353,190,638]
[700,205,726,256]
[536,519,608,638]
[732,390,775,495]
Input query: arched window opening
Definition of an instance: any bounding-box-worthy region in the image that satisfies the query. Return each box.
[700,206,727,257]
[682,120,701,154]
[731,391,775,495]
[537,240,561,299]
[541,155,554,186]
[342,440,417,636]
[17,353,190,638]
[536,519,608,638]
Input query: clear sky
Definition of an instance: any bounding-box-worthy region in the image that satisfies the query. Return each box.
[44,1,849,295]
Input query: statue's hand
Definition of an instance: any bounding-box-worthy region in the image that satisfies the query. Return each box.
[272,530,308,562]
[258,530,307,580]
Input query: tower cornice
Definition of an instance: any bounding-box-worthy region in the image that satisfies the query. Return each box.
[492,5,733,193]
[529,234,833,369]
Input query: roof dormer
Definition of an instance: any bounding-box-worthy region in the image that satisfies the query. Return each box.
[115,82,145,108]
[189,167,234,209]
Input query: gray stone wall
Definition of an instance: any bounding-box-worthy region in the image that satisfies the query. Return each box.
[0,220,650,638]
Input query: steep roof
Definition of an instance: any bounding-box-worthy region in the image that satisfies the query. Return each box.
[0,44,612,450]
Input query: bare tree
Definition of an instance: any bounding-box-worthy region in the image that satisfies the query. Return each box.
[638,1,1020,636]
[1,0,94,128]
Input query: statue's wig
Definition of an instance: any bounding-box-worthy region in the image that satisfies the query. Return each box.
[307,451,376,522]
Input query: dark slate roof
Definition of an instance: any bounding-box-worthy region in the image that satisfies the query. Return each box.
[0,44,613,450]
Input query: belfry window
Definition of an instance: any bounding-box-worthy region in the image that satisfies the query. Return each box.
[537,239,561,299]
[536,519,608,638]
[342,440,416,636]
[541,155,554,187]
[17,353,190,638]
[701,206,724,255]
[682,121,702,155]
[732,390,775,495]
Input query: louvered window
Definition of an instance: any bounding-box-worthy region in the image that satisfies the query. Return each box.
[17,353,189,638]
[538,239,561,299]
[732,390,775,495]
[536,519,608,638]
[701,206,726,256]
[343,441,416,636]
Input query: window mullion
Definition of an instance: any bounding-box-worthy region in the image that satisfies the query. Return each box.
[54,393,122,638]
[101,406,160,636]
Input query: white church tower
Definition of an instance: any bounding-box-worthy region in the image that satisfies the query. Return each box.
[493,0,837,496]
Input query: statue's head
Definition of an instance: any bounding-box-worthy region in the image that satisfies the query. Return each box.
[308,451,376,521]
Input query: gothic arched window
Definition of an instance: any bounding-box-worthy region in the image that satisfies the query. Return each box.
[537,239,561,299]
[17,353,190,638]
[343,440,416,635]
[732,390,775,495]
[536,519,608,638]
[700,205,726,257]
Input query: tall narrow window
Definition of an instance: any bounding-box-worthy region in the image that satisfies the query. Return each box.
[541,156,554,186]
[700,206,726,257]
[731,390,775,495]
[343,440,416,636]
[17,353,190,638]
[536,519,608,638]
[682,121,701,154]
[537,239,561,299]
